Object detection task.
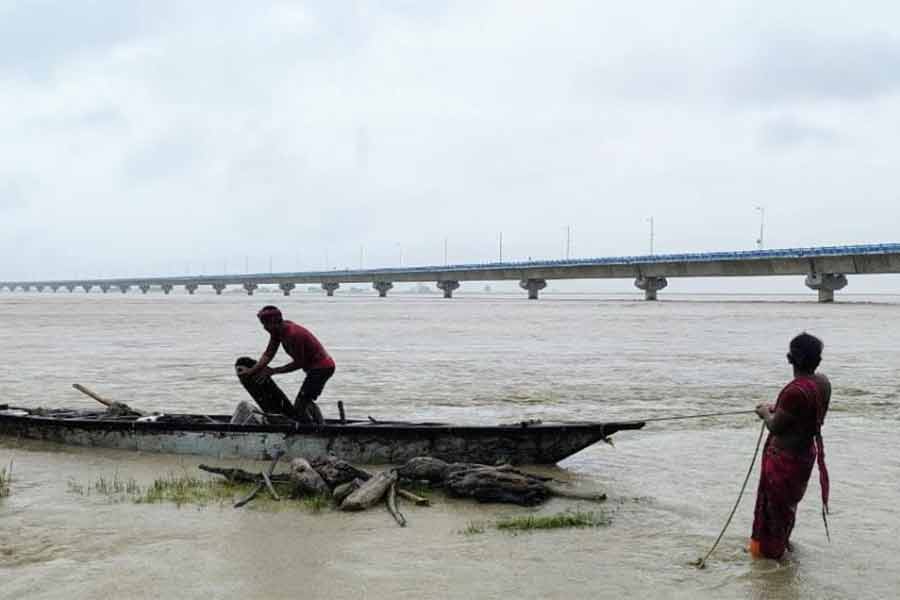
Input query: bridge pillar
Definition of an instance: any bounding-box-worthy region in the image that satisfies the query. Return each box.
[36,285,45,292]
[118,284,130,294]
[373,281,393,298]
[22,285,31,292]
[82,284,93,293]
[436,280,460,298]
[805,273,847,303]
[186,284,198,295]
[243,282,258,296]
[66,285,75,293]
[50,285,59,293]
[138,284,150,294]
[634,276,668,301]
[212,283,227,295]
[161,284,173,295]
[519,278,547,300]
[322,282,340,297]
[279,283,295,297]
[100,284,110,294]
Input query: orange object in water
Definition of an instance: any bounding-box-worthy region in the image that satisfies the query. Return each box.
[748,538,764,558]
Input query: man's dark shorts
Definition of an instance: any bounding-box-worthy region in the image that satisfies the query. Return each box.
[297,366,335,405]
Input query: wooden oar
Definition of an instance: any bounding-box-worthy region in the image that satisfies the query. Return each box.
[72,383,144,416]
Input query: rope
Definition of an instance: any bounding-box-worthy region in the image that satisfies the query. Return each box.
[691,421,767,569]
[641,409,756,423]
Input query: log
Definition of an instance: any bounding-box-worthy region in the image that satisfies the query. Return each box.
[72,383,144,416]
[443,466,549,506]
[262,471,281,501]
[545,484,607,502]
[309,455,372,488]
[198,465,291,485]
[385,482,406,527]
[341,470,398,511]
[289,458,330,497]
[234,482,264,508]
[397,457,555,485]
[396,457,451,482]
[397,488,430,506]
[333,479,364,504]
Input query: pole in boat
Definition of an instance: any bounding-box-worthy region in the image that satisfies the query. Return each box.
[72,383,145,416]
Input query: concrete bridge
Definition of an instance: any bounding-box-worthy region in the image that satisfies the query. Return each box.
[2,243,899,303]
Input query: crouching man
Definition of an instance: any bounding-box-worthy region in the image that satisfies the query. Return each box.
[234,305,335,424]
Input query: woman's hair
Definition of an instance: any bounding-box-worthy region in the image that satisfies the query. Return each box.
[788,332,823,373]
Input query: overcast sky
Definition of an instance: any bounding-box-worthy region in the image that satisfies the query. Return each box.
[2,1,899,288]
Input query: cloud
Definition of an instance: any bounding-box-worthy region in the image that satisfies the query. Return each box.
[729,33,900,105]
[0,0,175,78]
[758,115,841,148]
[2,1,900,283]
[0,176,30,212]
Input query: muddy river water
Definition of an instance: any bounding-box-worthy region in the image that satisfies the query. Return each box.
[1,292,899,599]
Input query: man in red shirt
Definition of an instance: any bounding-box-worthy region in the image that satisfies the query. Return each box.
[237,305,336,424]
[750,332,831,559]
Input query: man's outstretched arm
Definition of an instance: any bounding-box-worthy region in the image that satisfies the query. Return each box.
[242,336,279,378]
[269,361,302,375]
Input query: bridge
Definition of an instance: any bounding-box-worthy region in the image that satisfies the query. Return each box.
[2,243,899,303]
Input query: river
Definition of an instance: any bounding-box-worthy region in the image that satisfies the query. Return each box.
[1,291,898,599]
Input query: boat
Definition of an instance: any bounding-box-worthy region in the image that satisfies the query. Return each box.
[0,405,645,465]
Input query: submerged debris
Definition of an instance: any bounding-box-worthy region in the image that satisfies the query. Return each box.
[199,454,607,527]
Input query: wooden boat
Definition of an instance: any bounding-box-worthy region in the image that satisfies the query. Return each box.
[0,405,645,465]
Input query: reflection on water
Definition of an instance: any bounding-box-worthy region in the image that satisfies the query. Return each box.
[2,293,899,599]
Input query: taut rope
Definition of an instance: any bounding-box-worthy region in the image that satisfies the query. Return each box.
[640,409,756,423]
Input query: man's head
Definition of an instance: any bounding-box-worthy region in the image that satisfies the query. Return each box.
[257,305,284,333]
[787,332,823,373]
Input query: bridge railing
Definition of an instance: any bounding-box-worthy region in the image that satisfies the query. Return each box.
[2,243,900,287]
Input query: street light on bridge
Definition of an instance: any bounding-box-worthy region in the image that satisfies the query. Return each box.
[755,206,765,250]
[646,217,655,256]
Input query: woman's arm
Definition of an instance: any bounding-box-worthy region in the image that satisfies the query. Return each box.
[755,402,797,435]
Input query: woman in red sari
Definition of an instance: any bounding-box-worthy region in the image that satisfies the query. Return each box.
[750,332,831,560]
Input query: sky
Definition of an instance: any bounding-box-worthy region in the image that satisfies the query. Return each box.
[2,0,899,292]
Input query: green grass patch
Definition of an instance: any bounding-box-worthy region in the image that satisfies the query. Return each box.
[135,474,255,507]
[66,471,329,510]
[495,510,609,532]
[67,472,256,506]
[298,493,331,512]
[0,461,11,498]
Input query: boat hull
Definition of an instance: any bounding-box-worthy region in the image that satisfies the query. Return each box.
[0,410,645,465]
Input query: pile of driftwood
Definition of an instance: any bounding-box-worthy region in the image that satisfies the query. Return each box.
[199,454,607,527]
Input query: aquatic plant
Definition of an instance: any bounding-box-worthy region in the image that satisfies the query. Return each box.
[66,478,85,495]
[66,471,320,509]
[495,510,609,532]
[461,521,487,535]
[67,473,142,502]
[0,461,11,497]
[94,473,141,497]
[136,474,253,507]
[299,493,331,513]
